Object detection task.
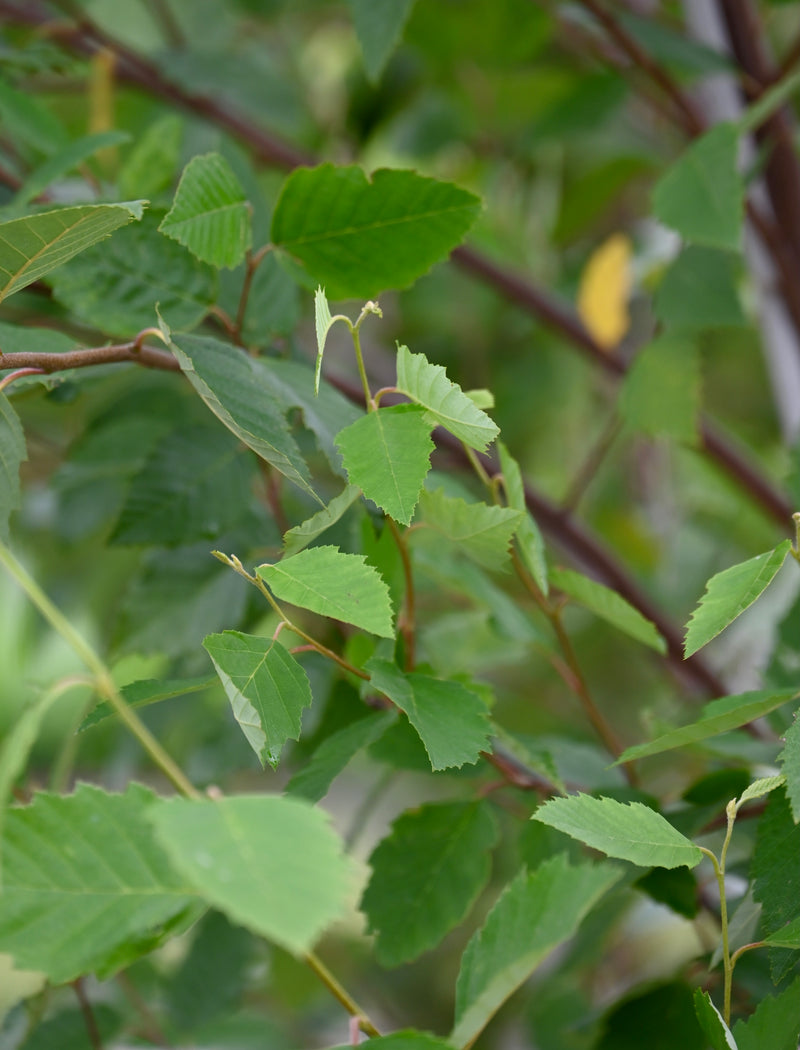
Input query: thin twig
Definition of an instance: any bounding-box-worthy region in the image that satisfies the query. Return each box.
[71,979,103,1050]
[561,414,623,513]
[304,952,380,1038]
[573,0,706,134]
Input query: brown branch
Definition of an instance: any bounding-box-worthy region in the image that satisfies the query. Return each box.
[0,341,180,373]
[717,0,800,261]
[573,0,706,135]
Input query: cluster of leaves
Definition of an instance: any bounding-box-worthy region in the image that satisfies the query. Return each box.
[1,3,800,1050]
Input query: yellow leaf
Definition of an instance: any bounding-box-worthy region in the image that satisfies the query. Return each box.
[577,233,632,350]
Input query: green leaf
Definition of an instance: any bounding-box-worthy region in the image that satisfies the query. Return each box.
[168,333,318,501]
[271,164,481,299]
[752,789,800,979]
[451,856,621,1048]
[395,344,499,451]
[763,915,800,949]
[79,676,216,732]
[13,130,131,208]
[498,441,547,593]
[258,546,394,638]
[347,0,417,81]
[733,976,800,1050]
[595,982,706,1050]
[313,286,342,396]
[0,784,197,983]
[361,801,498,966]
[111,424,255,546]
[283,483,362,557]
[159,152,252,269]
[0,392,25,542]
[0,684,79,880]
[618,336,700,443]
[365,658,492,769]
[653,122,743,250]
[0,74,66,155]
[48,211,217,337]
[149,793,357,955]
[778,709,800,822]
[684,540,792,657]
[694,990,738,1050]
[417,488,522,571]
[166,910,253,1035]
[617,690,798,764]
[203,631,313,769]
[654,246,745,331]
[737,775,786,807]
[286,711,395,803]
[0,200,146,302]
[336,406,434,525]
[256,356,361,473]
[118,114,183,201]
[550,567,667,653]
[533,794,703,869]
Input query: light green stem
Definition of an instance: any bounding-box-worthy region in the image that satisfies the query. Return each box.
[699,801,738,1027]
[304,951,380,1037]
[0,543,200,799]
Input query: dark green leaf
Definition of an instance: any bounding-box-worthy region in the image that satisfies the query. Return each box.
[366,658,492,769]
[550,567,667,653]
[111,424,254,546]
[693,989,738,1050]
[451,856,621,1047]
[533,794,703,869]
[271,164,481,299]
[49,212,217,337]
[617,690,798,764]
[203,631,313,769]
[167,910,252,1034]
[283,484,362,557]
[160,152,252,269]
[733,976,800,1050]
[79,675,216,732]
[778,708,800,822]
[0,784,197,983]
[14,131,131,208]
[256,356,362,473]
[149,794,357,955]
[347,0,417,81]
[258,546,395,638]
[286,711,395,803]
[595,982,705,1050]
[336,405,434,525]
[752,789,800,980]
[684,541,792,657]
[619,335,700,443]
[498,441,547,593]
[417,487,522,571]
[168,333,317,501]
[361,801,498,966]
[653,122,743,250]
[655,246,745,331]
[118,114,183,201]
